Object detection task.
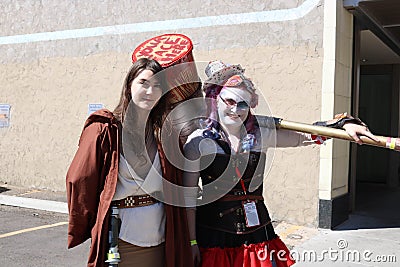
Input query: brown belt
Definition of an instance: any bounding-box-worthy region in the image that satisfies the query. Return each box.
[218,194,264,202]
[111,194,159,209]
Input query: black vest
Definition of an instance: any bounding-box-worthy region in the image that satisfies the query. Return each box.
[197,150,271,234]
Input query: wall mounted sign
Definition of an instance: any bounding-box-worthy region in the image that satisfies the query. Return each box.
[0,104,11,128]
[88,103,104,116]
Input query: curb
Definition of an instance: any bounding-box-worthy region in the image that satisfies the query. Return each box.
[0,194,68,214]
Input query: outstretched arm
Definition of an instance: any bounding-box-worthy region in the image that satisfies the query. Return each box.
[257,114,379,149]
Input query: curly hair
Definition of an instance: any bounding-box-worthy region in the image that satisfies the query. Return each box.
[202,75,258,136]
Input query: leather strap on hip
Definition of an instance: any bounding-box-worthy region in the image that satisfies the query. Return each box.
[218,194,264,202]
[111,194,158,209]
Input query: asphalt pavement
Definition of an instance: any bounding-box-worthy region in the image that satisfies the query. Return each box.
[0,182,399,266]
[0,183,90,266]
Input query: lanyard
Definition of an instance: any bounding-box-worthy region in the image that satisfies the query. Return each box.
[235,165,247,195]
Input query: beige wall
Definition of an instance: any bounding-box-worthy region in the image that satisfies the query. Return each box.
[0,0,328,226]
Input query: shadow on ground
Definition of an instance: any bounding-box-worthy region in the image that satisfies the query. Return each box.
[0,186,10,193]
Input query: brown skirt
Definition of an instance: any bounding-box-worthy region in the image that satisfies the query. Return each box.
[118,239,165,267]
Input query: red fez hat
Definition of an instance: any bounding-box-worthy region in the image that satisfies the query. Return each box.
[132,34,201,105]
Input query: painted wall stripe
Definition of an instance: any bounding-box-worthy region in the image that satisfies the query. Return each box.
[0,0,320,45]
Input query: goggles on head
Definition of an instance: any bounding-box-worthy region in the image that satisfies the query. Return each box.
[223,75,255,92]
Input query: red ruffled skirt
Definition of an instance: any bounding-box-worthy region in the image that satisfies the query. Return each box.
[200,237,295,267]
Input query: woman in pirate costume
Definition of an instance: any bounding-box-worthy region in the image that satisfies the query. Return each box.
[183,61,377,267]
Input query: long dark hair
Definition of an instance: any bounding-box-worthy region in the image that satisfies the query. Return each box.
[113,58,164,123]
[113,58,167,160]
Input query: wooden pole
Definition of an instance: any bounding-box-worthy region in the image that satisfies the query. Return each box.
[255,115,400,152]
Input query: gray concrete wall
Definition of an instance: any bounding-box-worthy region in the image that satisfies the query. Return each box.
[0,0,324,226]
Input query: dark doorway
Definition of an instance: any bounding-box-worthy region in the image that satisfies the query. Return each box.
[357,66,393,184]
[340,64,400,230]
[353,65,400,229]
[340,1,400,231]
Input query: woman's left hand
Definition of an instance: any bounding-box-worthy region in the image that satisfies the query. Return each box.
[342,123,380,145]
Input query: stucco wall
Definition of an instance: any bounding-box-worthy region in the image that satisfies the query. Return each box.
[0,0,324,226]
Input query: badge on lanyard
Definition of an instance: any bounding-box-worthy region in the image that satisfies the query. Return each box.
[242,200,260,227]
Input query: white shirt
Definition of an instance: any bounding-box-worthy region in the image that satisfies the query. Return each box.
[112,153,165,247]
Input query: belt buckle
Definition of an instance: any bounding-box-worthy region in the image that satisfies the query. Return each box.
[124,196,136,207]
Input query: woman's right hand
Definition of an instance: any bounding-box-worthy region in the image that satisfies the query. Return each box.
[191,244,201,266]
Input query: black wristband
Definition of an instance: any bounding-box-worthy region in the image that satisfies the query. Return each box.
[313,121,327,127]
[313,116,366,130]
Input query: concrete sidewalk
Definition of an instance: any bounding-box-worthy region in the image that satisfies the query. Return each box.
[292,218,399,266]
[0,182,399,266]
[0,183,67,213]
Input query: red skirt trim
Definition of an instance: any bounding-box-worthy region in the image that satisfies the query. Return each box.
[200,237,295,267]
